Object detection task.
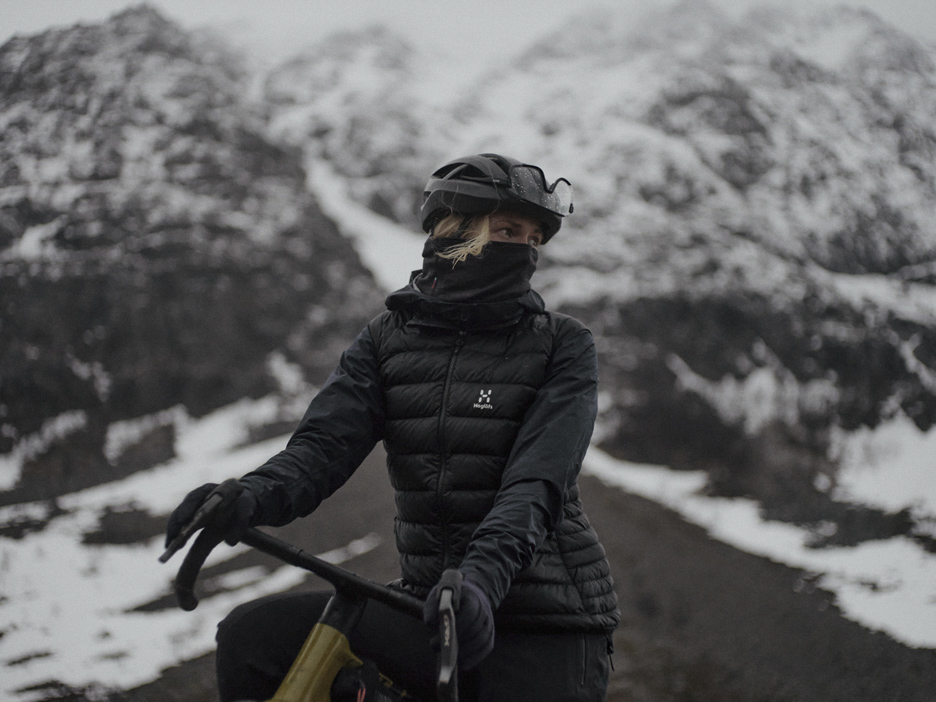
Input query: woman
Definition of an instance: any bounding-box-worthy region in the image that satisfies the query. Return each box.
[165,153,620,701]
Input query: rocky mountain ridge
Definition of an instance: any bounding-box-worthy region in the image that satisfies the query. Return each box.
[262,24,455,225]
[0,5,382,503]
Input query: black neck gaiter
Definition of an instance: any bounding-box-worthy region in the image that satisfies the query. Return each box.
[412,237,539,303]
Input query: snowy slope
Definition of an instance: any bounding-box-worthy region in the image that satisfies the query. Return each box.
[0,395,384,700]
[262,25,457,229]
[304,158,425,291]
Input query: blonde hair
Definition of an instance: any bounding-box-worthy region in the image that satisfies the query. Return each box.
[430,213,492,264]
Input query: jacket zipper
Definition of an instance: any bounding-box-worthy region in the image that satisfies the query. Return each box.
[436,331,465,567]
[581,633,587,686]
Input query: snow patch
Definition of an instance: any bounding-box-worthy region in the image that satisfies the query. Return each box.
[104,407,187,465]
[2,218,64,261]
[897,335,936,395]
[825,271,936,327]
[0,411,88,491]
[793,16,872,73]
[305,159,425,292]
[66,354,112,402]
[313,532,382,565]
[830,413,936,518]
[583,445,936,648]
[266,351,307,395]
[666,352,839,434]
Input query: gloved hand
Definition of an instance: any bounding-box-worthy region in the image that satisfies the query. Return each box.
[424,569,495,671]
[164,479,258,548]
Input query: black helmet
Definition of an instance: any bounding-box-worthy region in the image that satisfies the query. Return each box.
[420,153,573,242]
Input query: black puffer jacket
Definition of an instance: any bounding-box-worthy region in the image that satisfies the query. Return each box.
[240,249,619,635]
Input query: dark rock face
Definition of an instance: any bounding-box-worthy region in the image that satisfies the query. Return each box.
[569,291,936,549]
[0,6,383,502]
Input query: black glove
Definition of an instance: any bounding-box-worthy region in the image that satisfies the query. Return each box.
[424,569,495,672]
[164,479,258,548]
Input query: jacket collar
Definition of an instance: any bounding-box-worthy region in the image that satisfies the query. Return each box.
[385,276,546,331]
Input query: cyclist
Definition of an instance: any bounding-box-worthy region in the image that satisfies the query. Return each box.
[165,153,621,701]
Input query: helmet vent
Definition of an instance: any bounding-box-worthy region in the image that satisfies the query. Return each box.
[437,163,488,181]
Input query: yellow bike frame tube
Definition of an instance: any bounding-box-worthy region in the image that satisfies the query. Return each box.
[269,621,362,702]
[269,591,365,702]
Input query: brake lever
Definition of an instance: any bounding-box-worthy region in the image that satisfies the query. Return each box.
[437,586,459,702]
[158,491,225,563]
[172,524,226,611]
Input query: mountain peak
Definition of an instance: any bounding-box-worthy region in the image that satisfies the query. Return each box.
[520,0,732,65]
[739,2,935,75]
[298,23,415,70]
[101,2,193,60]
[635,0,732,48]
[109,3,174,30]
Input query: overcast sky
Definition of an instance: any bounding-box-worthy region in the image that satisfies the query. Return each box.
[2,0,935,65]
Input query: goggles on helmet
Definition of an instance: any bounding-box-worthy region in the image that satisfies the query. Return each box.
[420,154,574,240]
[493,164,574,217]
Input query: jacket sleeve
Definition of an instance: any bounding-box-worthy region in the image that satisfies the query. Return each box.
[238,323,386,526]
[458,319,598,609]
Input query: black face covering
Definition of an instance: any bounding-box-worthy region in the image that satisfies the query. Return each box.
[413,237,539,303]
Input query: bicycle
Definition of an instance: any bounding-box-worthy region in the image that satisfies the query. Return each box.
[160,490,459,702]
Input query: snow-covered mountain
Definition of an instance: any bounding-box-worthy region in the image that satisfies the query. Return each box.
[262,24,457,226]
[2,1,936,699]
[0,6,382,503]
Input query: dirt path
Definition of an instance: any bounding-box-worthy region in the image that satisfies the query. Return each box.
[580,475,936,702]
[124,447,935,702]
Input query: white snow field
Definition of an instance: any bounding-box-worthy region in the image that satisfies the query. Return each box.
[0,397,383,699]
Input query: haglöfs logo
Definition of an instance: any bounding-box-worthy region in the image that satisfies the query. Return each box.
[473,389,493,410]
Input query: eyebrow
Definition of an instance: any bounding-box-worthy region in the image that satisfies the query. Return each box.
[492,215,542,230]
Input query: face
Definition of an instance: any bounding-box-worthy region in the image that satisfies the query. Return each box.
[487,211,545,248]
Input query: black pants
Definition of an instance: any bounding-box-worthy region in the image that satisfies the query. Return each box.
[216,590,610,702]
